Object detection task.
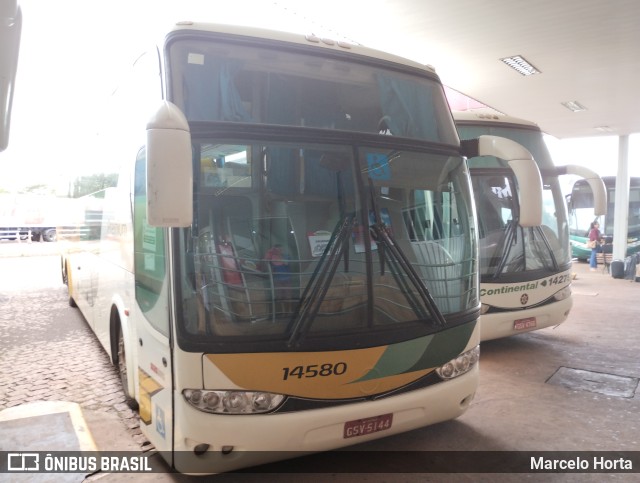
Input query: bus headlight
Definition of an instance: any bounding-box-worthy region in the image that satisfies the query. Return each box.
[553,286,571,301]
[436,346,480,380]
[183,389,285,414]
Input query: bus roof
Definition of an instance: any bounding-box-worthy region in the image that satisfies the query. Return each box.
[164,21,437,75]
[452,109,540,131]
[579,176,640,188]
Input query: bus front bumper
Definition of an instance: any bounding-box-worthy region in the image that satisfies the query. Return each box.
[480,296,573,342]
[170,367,478,474]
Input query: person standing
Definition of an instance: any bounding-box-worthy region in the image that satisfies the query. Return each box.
[588,221,602,271]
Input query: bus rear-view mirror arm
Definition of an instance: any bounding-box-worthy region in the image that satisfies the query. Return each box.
[146,101,193,227]
[461,135,543,227]
[0,0,22,152]
[554,165,607,216]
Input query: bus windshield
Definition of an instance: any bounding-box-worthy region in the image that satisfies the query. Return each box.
[167,35,458,145]
[175,137,477,352]
[458,124,571,278]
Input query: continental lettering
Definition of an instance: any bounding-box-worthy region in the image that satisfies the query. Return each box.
[480,281,538,297]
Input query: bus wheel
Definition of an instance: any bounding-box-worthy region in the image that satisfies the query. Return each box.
[42,228,56,242]
[66,267,76,306]
[117,324,139,410]
[61,266,68,285]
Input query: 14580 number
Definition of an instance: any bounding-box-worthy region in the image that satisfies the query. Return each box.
[282,362,347,380]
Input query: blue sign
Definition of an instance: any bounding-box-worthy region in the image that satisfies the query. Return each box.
[156,405,166,439]
[367,153,391,180]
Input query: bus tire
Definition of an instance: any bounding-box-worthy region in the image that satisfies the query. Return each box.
[115,320,139,410]
[61,264,68,285]
[42,228,56,242]
[65,262,76,306]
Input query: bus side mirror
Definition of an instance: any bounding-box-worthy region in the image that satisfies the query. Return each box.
[146,101,193,227]
[0,0,22,152]
[559,165,607,216]
[462,135,543,227]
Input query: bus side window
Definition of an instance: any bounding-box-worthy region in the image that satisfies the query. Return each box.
[133,149,170,336]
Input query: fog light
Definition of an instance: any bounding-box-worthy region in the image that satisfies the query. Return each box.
[194,443,210,455]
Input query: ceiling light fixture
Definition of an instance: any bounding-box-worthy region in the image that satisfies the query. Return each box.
[561,100,587,112]
[500,55,540,76]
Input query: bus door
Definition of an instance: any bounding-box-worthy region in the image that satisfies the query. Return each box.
[132,150,174,457]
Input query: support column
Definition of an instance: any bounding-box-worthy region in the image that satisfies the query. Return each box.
[612,135,630,261]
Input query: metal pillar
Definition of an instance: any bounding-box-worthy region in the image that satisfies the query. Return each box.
[612,135,630,261]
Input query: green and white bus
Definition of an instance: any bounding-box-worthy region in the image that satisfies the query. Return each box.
[59,22,539,473]
[567,176,640,260]
[453,110,605,341]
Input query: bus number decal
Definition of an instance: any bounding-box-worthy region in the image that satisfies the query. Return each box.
[546,274,570,286]
[282,362,347,380]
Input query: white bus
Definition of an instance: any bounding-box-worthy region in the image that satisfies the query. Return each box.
[454,110,605,341]
[60,22,540,473]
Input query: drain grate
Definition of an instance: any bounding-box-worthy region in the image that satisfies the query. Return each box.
[547,367,639,398]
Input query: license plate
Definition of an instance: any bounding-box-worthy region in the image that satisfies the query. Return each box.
[344,413,393,439]
[514,317,537,330]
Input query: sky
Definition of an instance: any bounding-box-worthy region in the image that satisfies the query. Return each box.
[1,0,296,193]
[1,0,639,195]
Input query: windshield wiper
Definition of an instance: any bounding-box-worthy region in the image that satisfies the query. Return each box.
[530,226,559,271]
[287,214,355,348]
[492,219,518,278]
[368,184,447,328]
[370,221,447,328]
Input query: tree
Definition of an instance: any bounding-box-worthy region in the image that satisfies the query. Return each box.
[21,184,54,195]
[72,173,118,198]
